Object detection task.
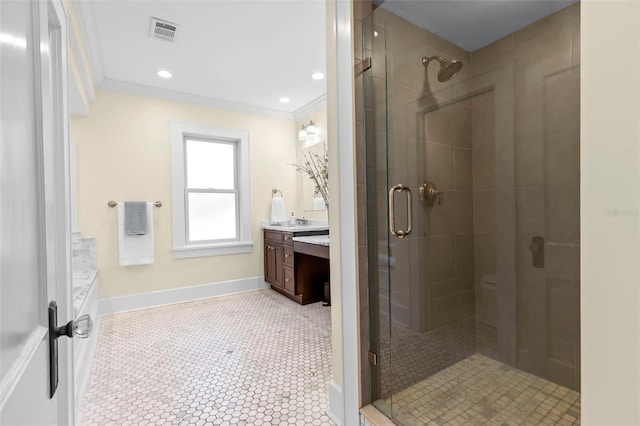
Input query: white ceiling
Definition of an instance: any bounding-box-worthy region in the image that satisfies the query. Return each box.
[380,0,579,52]
[79,0,578,117]
[81,1,327,115]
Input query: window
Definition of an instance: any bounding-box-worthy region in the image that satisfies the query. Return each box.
[171,121,252,258]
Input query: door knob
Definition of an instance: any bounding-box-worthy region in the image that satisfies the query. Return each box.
[56,314,94,339]
[48,301,94,398]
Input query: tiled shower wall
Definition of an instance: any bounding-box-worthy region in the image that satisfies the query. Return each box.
[470,4,581,390]
[353,0,581,407]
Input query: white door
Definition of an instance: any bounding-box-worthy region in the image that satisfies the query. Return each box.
[0,0,73,425]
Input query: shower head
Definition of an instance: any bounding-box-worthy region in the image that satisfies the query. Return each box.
[422,56,463,82]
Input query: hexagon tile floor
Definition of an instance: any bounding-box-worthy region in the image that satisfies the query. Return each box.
[81,290,335,426]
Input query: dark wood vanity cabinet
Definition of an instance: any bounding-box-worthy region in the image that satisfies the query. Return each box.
[264,240,283,288]
[263,229,328,304]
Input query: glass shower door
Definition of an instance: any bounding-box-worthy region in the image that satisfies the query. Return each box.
[364,3,581,425]
[364,8,478,421]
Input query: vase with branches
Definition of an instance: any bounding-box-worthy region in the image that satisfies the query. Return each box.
[292,147,329,210]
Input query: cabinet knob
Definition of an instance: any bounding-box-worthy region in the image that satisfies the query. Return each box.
[285,278,290,282]
[285,254,289,258]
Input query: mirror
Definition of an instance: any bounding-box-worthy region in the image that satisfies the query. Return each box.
[301,140,328,212]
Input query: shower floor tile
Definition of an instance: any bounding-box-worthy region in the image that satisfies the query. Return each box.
[81,289,335,426]
[386,354,581,425]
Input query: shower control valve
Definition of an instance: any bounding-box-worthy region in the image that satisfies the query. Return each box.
[419,181,444,206]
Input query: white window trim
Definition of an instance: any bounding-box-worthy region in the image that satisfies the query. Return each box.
[170,121,252,258]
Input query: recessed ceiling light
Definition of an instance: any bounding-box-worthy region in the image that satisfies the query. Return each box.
[279,97,290,103]
[157,69,172,79]
[311,72,325,80]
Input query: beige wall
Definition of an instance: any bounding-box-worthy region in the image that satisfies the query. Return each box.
[295,105,329,221]
[71,90,297,298]
[582,1,640,424]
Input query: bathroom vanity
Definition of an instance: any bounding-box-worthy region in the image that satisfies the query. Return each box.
[263,225,329,304]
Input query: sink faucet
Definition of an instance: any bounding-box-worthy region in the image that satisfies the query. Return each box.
[295,217,309,226]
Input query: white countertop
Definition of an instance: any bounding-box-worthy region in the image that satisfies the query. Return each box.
[292,235,330,247]
[261,220,328,233]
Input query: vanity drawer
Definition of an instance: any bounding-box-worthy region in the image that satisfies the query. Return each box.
[283,247,294,267]
[283,267,295,294]
[282,232,294,245]
[264,230,283,243]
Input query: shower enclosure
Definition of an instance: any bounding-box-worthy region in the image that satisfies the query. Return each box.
[363,3,580,424]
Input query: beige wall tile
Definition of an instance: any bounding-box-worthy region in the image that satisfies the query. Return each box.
[455,233,475,276]
[424,235,456,283]
[516,187,546,235]
[388,31,432,92]
[476,279,497,327]
[546,242,580,283]
[515,51,572,94]
[371,24,387,80]
[496,189,517,234]
[545,184,580,241]
[472,48,514,77]
[513,5,575,46]
[544,74,580,134]
[515,134,544,188]
[515,87,543,139]
[450,191,475,234]
[385,10,428,44]
[495,138,516,190]
[472,34,514,66]
[473,145,496,191]
[514,23,572,65]
[473,190,496,234]
[545,130,580,185]
[472,100,495,148]
[388,135,409,184]
[426,102,471,147]
[429,275,474,299]
[454,147,473,191]
[426,142,454,190]
[472,89,494,109]
[474,233,496,276]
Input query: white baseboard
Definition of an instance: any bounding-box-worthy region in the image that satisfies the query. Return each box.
[327,380,344,426]
[98,276,269,315]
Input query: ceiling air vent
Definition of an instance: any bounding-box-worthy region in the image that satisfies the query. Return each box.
[149,18,179,42]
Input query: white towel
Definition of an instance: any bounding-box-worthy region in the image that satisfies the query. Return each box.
[270,197,287,224]
[118,203,154,266]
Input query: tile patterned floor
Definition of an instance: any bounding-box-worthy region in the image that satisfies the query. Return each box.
[377,316,477,400]
[384,354,581,426]
[81,290,335,426]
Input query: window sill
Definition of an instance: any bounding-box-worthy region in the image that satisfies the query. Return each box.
[172,241,253,259]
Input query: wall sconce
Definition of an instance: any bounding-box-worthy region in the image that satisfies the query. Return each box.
[298,121,319,142]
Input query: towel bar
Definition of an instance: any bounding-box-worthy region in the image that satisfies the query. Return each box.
[272,188,283,198]
[108,200,162,208]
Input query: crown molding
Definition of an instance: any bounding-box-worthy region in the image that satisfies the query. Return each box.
[99,79,296,120]
[68,21,95,103]
[292,93,327,120]
[74,0,105,86]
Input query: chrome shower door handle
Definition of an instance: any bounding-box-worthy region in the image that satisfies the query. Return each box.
[388,184,413,239]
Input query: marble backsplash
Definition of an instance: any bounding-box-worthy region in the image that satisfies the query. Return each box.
[72,237,97,317]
